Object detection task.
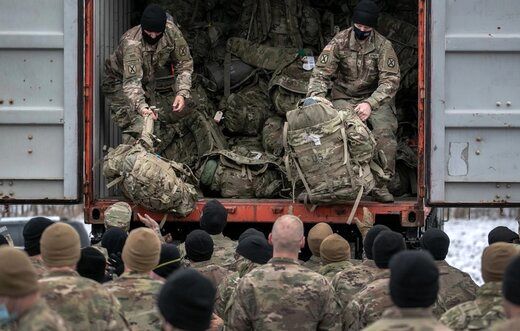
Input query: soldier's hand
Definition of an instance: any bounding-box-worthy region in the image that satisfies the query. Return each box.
[137,213,159,231]
[355,102,372,121]
[207,314,224,331]
[172,95,185,112]
[354,207,375,239]
[140,108,158,120]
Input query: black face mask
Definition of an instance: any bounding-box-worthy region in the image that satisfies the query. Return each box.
[142,31,163,45]
[354,26,371,40]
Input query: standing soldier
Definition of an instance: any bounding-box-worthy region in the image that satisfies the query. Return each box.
[307,0,401,202]
[103,4,193,145]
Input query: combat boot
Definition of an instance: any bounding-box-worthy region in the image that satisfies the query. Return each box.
[372,186,394,203]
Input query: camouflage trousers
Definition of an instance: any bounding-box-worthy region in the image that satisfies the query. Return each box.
[333,99,398,183]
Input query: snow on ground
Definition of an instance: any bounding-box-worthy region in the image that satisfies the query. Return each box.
[444,218,518,285]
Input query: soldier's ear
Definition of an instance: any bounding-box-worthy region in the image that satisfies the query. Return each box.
[300,236,306,249]
[268,233,274,246]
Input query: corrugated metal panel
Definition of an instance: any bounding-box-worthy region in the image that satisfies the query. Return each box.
[429,0,520,205]
[93,0,132,199]
[0,0,79,201]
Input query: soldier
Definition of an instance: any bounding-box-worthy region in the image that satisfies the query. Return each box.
[0,246,68,331]
[227,215,342,330]
[307,0,401,202]
[184,230,232,287]
[488,226,519,245]
[420,229,478,316]
[101,228,128,278]
[363,251,452,331]
[104,228,163,331]
[77,247,108,283]
[152,244,183,281]
[344,231,406,330]
[38,223,130,331]
[492,256,520,330]
[304,223,333,272]
[103,4,193,145]
[319,234,355,280]
[440,243,520,331]
[22,217,54,277]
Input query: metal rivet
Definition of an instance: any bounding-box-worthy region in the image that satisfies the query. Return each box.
[28,134,33,140]
[506,101,512,106]
[9,192,14,196]
[496,184,501,188]
[8,181,13,186]
[506,195,511,199]
[496,101,501,107]
[27,149,33,154]
[476,137,482,142]
[475,150,481,155]
[507,184,512,188]
[8,99,14,105]
[496,195,501,199]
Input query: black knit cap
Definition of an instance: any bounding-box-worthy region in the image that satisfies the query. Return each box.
[503,256,520,305]
[420,229,450,261]
[363,225,391,260]
[390,251,439,308]
[185,230,214,262]
[158,268,216,331]
[141,4,167,33]
[238,228,265,242]
[200,200,228,235]
[373,231,406,269]
[352,0,380,28]
[0,234,8,246]
[101,227,128,256]
[236,235,272,265]
[154,244,182,279]
[23,217,54,256]
[488,226,519,245]
[77,247,107,283]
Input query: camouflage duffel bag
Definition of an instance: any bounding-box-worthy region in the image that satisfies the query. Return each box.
[197,150,286,198]
[284,98,376,205]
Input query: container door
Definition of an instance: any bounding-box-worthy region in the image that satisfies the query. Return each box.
[0,0,80,202]
[428,0,520,205]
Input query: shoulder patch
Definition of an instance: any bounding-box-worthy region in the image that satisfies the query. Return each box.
[387,57,396,68]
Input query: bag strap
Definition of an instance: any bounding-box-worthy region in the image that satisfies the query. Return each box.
[106,176,124,190]
[346,186,364,225]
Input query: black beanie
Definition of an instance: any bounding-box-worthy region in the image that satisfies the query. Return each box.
[390,251,439,308]
[236,235,272,265]
[141,4,167,33]
[23,217,54,256]
[373,231,406,269]
[200,200,228,235]
[158,268,216,331]
[364,225,391,260]
[154,244,182,279]
[420,229,450,261]
[0,234,8,246]
[239,228,265,242]
[185,230,214,262]
[352,0,380,28]
[77,247,107,283]
[488,226,519,245]
[101,227,128,256]
[503,256,520,305]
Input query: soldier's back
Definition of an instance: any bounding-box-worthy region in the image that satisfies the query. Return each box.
[104,272,163,331]
[319,260,355,280]
[362,307,452,331]
[332,259,380,305]
[191,260,232,287]
[0,300,68,331]
[210,234,237,269]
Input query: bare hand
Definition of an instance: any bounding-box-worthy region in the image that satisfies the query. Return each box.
[355,102,372,121]
[207,314,224,331]
[172,95,185,112]
[137,213,159,231]
[140,108,158,120]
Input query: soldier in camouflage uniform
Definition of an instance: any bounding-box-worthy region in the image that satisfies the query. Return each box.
[420,229,478,316]
[0,247,68,331]
[319,234,355,280]
[363,251,452,331]
[440,243,520,331]
[307,0,401,202]
[22,217,54,278]
[38,223,130,331]
[103,4,193,145]
[305,223,333,272]
[344,231,406,330]
[492,256,520,331]
[104,228,163,331]
[227,215,342,330]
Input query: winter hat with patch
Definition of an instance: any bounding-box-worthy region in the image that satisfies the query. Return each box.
[352,0,380,28]
[23,217,54,256]
[158,268,216,331]
[320,234,351,264]
[503,256,520,305]
[482,242,520,283]
[122,228,161,273]
[77,247,107,283]
[390,251,439,308]
[307,223,333,257]
[40,222,81,267]
[104,202,132,233]
[420,228,450,261]
[0,247,39,297]
[154,244,183,279]
[236,235,272,264]
[373,231,406,269]
[141,4,167,33]
[185,230,214,262]
[488,226,519,245]
[200,200,228,235]
[363,225,391,260]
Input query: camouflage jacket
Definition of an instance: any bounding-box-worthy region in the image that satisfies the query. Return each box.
[319,260,355,280]
[190,260,232,288]
[362,307,453,331]
[104,20,193,113]
[491,316,520,331]
[178,233,237,269]
[440,282,505,331]
[344,269,394,330]
[104,271,164,331]
[39,269,130,331]
[307,28,400,110]
[433,260,479,317]
[304,254,323,272]
[29,256,47,278]
[0,300,68,331]
[227,257,342,330]
[332,259,380,307]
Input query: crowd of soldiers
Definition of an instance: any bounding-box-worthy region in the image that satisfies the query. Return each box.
[1,201,520,330]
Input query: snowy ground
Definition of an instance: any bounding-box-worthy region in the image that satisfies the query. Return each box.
[444,217,518,285]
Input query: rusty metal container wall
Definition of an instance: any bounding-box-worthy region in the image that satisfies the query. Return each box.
[0,0,79,201]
